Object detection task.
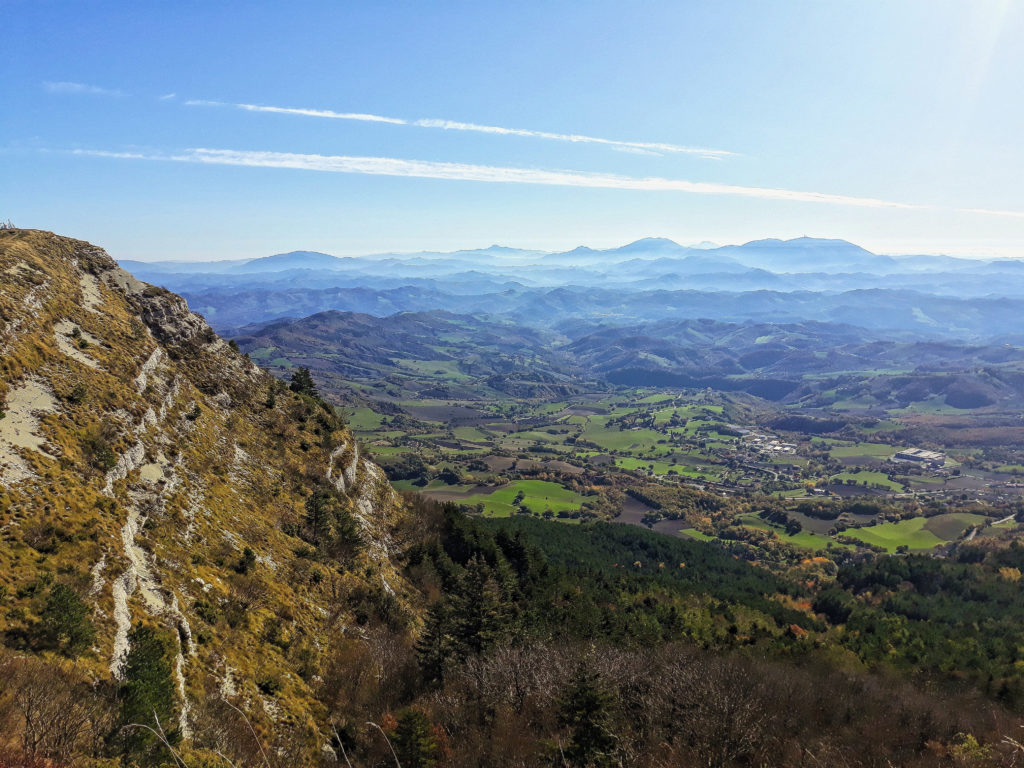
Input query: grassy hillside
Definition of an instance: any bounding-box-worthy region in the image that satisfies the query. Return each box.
[0,230,413,765]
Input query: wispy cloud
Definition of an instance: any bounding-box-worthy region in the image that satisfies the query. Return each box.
[69,146,1024,218]
[611,146,664,157]
[43,81,123,96]
[74,150,153,160]
[71,146,942,212]
[237,102,407,125]
[184,100,407,125]
[409,117,733,159]
[184,99,733,159]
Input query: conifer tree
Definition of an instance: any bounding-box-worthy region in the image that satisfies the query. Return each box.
[393,708,438,768]
[117,623,177,760]
[303,490,332,547]
[416,601,456,683]
[327,503,363,561]
[453,554,509,656]
[303,487,363,558]
[40,583,95,657]
[557,664,619,767]
[289,366,318,397]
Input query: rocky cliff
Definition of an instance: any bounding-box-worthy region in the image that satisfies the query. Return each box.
[0,229,414,760]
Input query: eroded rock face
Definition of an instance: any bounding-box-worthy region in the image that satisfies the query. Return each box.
[131,287,213,348]
[0,228,410,749]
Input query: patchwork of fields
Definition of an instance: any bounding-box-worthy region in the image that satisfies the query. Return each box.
[338,387,1021,556]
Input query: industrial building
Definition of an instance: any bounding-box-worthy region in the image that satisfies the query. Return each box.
[893,448,946,467]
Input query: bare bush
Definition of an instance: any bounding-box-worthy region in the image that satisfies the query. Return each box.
[0,655,115,764]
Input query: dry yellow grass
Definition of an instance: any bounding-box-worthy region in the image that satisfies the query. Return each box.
[0,229,414,758]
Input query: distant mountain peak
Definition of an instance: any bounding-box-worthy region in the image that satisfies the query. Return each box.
[740,236,871,252]
[624,236,681,247]
[261,249,336,260]
[234,250,346,272]
[617,237,688,253]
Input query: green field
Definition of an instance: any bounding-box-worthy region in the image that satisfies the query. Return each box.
[346,407,387,430]
[679,529,716,542]
[738,513,847,551]
[830,471,905,491]
[991,517,1019,530]
[248,346,277,361]
[614,456,719,480]
[830,397,875,410]
[582,421,666,451]
[904,474,944,485]
[452,425,493,443]
[891,397,972,415]
[844,513,987,552]
[860,421,903,434]
[616,457,673,475]
[922,512,989,540]
[504,430,565,444]
[844,518,943,551]
[995,464,1024,474]
[395,359,473,381]
[457,479,585,517]
[365,445,412,457]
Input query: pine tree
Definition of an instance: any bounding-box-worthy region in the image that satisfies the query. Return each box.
[40,583,95,657]
[453,554,509,656]
[303,490,332,547]
[302,487,363,558]
[235,546,257,574]
[416,601,456,683]
[392,708,438,768]
[327,504,363,561]
[557,664,619,768]
[117,623,177,759]
[289,366,318,397]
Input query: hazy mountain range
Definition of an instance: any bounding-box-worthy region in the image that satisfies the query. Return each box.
[123,236,995,277]
[120,237,1024,342]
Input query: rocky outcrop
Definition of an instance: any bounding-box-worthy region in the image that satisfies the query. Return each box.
[131,285,213,348]
[0,229,410,751]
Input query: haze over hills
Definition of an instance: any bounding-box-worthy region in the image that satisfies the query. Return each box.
[182,283,1024,340]
[125,235,985,275]
[112,235,1024,424]
[119,236,1024,342]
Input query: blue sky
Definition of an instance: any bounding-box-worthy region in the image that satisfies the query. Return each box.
[3,0,1023,261]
